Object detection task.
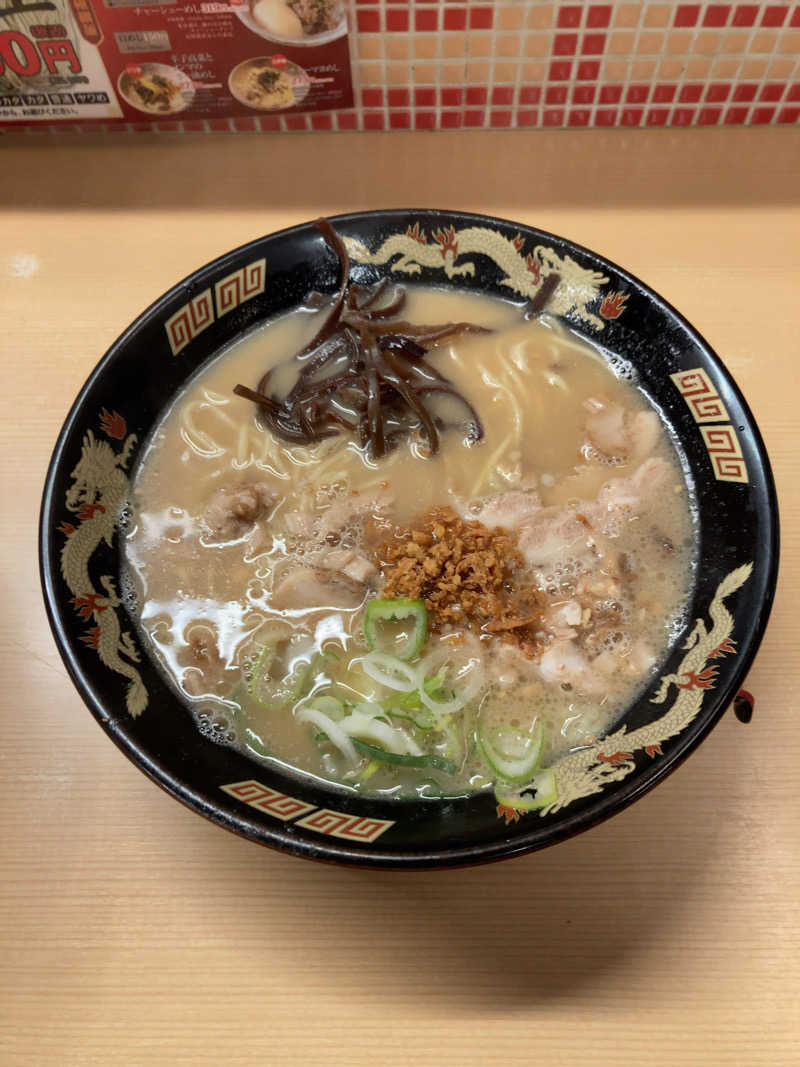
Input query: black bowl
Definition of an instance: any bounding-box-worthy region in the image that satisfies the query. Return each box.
[40,210,778,868]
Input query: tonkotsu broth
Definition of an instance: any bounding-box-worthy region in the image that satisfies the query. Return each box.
[125,286,695,800]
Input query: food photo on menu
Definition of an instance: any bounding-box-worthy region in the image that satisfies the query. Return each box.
[0,0,353,126]
[237,0,347,44]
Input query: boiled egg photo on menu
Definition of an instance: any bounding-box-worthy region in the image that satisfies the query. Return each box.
[251,0,303,38]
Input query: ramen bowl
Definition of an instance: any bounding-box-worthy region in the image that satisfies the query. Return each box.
[39,210,778,869]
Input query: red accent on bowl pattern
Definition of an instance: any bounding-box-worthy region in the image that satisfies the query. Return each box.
[670,368,731,423]
[597,750,634,765]
[700,426,749,482]
[497,804,521,825]
[99,408,127,440]
[220,781,395,843]
[711,637,737,658]
[600,291,629,318]
[165,290,214,356]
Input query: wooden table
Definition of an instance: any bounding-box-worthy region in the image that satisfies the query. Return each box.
[2,128,798,1066]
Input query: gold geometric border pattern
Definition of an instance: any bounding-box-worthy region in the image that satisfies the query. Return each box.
[215,258,266,317]
[669,367,730,423]
[165,289,214,356]
[699,424,749,484]
[670,367,748,484]
[221,779,395,844]
[220,779,316,822]
[164,256,266,354]
[293,809,395,843]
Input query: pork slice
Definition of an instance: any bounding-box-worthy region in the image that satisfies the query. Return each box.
[468,489,542,531]
[318,489,394,538]
[585,399,628,458]
[629,411,661,463]
[584,399,661,464]
[284,510,317,538]
[516,509,590,570]
[270,566,367,612]
[203,483,277,541]
[538,638,591,687]
[318,548,378,585]
[593,456,672,517]
[537,637,619,697]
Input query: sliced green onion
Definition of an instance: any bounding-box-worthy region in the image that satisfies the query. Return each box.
[385,708,437,732]
[439,716,466,767]
[361,651,421,693]
[419,658,483,717]
[307,694,346,721]
[338,708,422,755]
[358,759,382,785]
[478,721,545,784]
[379,674,445,717]
[244,728,271,758]
[245,643,276,699]
[494,768,557,811]
[227,682,246,707]
[351,738,457,775]
[379,689,422,712]
[364,598,427,661]
[296,705,358,764]
[246,641,317,712]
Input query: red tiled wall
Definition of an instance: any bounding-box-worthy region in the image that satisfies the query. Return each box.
[345,0,800,131]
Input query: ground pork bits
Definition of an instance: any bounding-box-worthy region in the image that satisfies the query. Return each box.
[371,506,544,656]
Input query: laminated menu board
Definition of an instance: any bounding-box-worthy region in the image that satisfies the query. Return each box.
[0,0,353,127]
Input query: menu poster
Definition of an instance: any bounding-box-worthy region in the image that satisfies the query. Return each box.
[0,0,353,127]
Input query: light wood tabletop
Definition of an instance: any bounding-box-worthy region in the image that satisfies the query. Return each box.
[2,127,798,1066]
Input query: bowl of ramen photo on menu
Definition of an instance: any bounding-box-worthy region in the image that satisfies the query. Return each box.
[117,63,195,115]
[40,211,778,868]
[228,57,310,111]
